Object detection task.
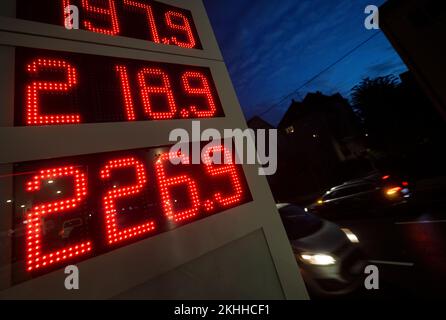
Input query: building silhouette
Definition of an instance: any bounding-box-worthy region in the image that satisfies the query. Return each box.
[250,92,373,202]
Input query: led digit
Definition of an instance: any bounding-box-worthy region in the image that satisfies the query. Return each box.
[24,1,203,48]
[155,152,200,222]
[123,0,160,43]
[182,71,217,118]
[18,48,224,126]
[203,145,244,206]
[26,58,80,126]
[137,68,177,119]
[13,144,251,281]
[115,65,136,121]
[62,0,71,26]
[100,157,155,245]
[81,0,120,36]
[25,166,91,272]
[164,11,196,48]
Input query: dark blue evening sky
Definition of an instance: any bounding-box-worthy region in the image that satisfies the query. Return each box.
[203,0,408,125]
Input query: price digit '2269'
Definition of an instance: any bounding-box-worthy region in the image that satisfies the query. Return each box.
[23,147,246,273]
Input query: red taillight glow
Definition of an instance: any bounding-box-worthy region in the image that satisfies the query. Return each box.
[386,187,402,196]
[402,181,409,187]
[382,175,390,180]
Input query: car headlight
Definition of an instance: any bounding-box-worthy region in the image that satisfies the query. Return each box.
[300,253,336,265]
[341,228,359,243]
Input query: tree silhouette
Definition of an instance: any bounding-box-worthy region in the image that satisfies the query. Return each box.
[351,75,399,121]
[351,75,410,153]
[351,73,446,176]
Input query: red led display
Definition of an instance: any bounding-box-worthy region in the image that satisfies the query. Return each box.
[115,65,137,121]
[163,11,196,48]
[17,0,202,49]
[78,0,120,35]
[26,58,80,125]
[137,68,177,120]
[15,47,224,126]
[155,152,200,222]
[182,71,217,118]
[100,157,156,245]
[202,145,244,207]
[25,167,91,271]
[12,143,252,283]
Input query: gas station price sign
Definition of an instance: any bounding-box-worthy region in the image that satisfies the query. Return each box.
[12,143,252,283]
[17,0,202,49]
[0,0,307,300]
[14,47,224,126]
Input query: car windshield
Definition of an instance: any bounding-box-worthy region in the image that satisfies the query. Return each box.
[278,205,323,240]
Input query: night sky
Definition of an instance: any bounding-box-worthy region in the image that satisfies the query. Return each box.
[203,0,408,126]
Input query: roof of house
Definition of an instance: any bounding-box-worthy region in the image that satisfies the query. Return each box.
[278,92,352,129]
[247,116,275,130]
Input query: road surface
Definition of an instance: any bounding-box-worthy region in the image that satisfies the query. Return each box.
[331,203,446,299]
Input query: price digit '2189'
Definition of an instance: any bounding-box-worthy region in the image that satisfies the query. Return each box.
[25,57,218,125]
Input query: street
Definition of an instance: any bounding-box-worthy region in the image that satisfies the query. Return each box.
[332,202,446,299]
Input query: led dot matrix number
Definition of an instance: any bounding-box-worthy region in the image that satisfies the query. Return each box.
[18,0,202,49]
[16,48,224,126]
[16,144,252,277]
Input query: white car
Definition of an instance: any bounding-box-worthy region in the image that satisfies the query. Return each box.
[277,203,367,297]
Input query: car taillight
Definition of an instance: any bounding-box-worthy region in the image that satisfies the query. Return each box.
[385,186,402,196]
[402,181,409,187]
